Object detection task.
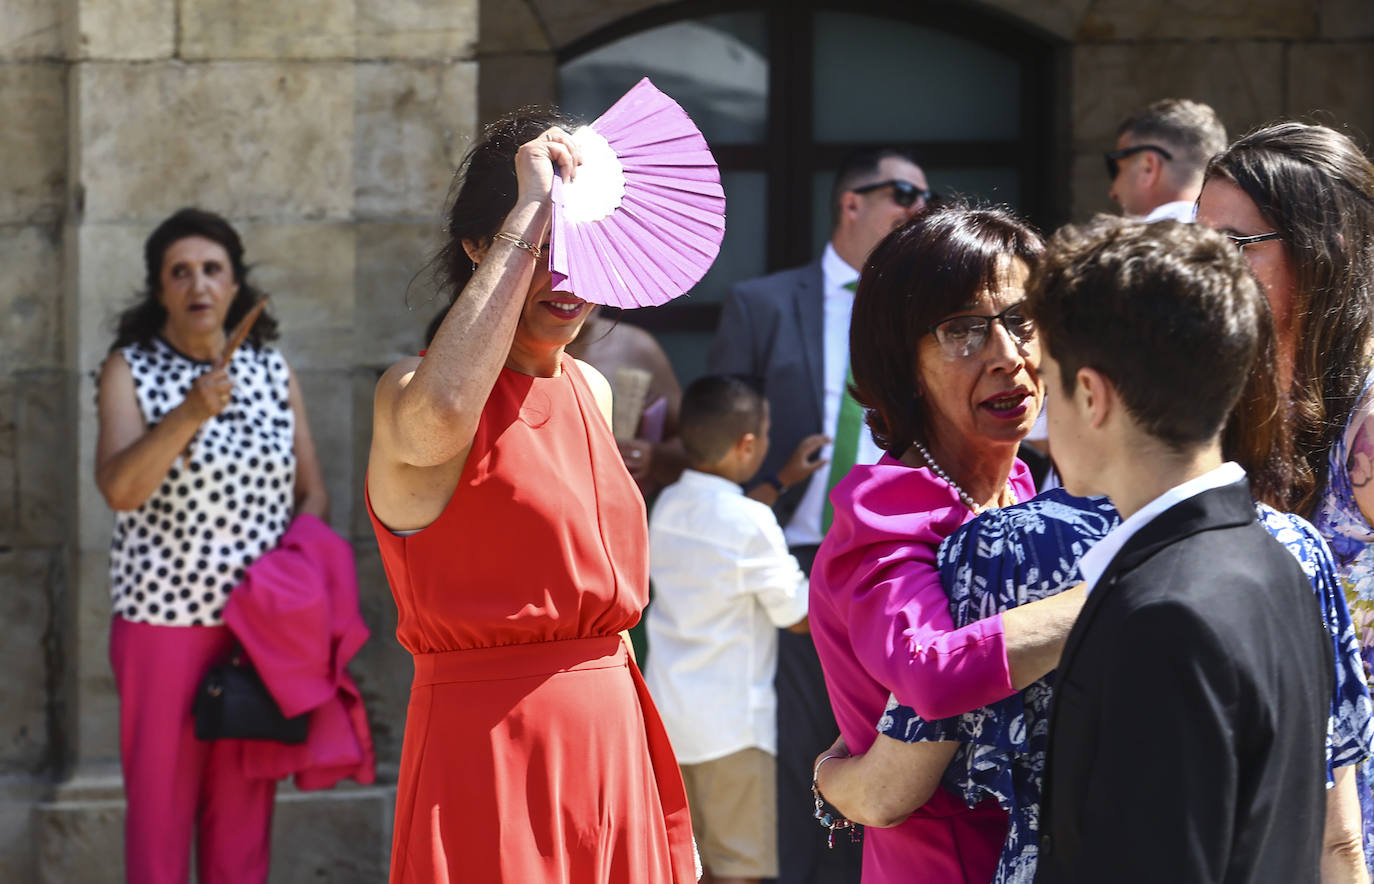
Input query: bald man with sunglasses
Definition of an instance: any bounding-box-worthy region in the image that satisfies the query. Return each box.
[707,146,929,884]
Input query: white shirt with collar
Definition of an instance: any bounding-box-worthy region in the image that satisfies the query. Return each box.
[1143,200,1197,223]
[1079,461,1246,595]
[645,469,811,763]
[783,242,885,548]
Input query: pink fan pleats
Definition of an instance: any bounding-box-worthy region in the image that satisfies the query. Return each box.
[550,77,727,309]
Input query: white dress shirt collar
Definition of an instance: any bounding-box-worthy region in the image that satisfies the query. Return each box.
[821,241,860,292]
[1079,461,1245,594]
[1143,200,1197,223]
[677,468,745,496]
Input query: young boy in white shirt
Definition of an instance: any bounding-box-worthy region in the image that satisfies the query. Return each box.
[645,375,811,884]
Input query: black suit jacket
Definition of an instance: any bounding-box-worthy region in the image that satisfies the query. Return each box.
[707,262,825,527]
[1036,479,1333,883]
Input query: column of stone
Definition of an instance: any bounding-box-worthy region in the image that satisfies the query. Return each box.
[49,0,357,879]
[0,2,72,881]
[348,0,478,790]
[33,0,478,881]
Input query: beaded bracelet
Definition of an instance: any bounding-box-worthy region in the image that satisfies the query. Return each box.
[812,753,861,848]
[493,231,542,259]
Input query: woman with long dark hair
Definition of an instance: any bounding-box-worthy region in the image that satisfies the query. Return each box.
[1199,122,1374,871]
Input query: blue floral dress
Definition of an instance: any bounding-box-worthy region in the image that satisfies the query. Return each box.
[879,488,1374,883]
[1315,368,1374,864]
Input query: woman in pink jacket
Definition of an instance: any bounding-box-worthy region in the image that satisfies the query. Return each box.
[807,206,1086,882]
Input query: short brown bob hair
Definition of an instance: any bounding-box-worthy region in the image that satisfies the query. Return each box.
[849,205,1044,457]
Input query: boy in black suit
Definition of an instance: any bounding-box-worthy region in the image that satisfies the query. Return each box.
[1027,217,1333,882]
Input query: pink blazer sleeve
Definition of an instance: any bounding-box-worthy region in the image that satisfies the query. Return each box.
[816,460,1029,721]
[844,535,1013,720]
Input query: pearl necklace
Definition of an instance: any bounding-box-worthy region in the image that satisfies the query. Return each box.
[911,439,1018,514]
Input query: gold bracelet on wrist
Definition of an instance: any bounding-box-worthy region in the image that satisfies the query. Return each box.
[493,231,542,259]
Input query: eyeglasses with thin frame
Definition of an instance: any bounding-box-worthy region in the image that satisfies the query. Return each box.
[850,179,933,208]
[928,302,1036,358]
[1104,144,1174,179]
[1225,232,1282,252]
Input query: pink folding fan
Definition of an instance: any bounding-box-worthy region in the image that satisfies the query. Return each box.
[549,78,727,308]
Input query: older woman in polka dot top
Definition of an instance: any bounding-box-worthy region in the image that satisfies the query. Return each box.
[94,207,328,884]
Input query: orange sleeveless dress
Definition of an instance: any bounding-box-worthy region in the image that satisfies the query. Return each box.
[367,359,695,883]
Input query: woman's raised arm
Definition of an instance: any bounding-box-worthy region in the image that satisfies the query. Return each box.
[95,351,228,511]
[373,128,582,470]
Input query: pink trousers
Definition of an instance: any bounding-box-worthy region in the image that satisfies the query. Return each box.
[110,616,276,884]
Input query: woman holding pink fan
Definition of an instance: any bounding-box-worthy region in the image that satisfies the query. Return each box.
[366,107,698,882]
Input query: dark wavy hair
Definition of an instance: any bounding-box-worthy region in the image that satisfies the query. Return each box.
[1205,122,1374,517]
[432,107,580,309]
[849,205,1045,456]
[109,207,278,352]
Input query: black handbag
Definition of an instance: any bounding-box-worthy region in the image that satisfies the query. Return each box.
[193,652,309,744]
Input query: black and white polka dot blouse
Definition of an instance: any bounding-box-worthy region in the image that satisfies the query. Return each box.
[108,337,296,627]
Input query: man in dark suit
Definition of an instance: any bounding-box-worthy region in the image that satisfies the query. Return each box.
[1027,217,1333,882]
[707,148,928,883]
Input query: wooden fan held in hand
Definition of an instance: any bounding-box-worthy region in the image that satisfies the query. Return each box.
[183,298,269,461]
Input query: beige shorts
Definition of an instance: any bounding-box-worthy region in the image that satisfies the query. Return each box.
[679,747,777,879]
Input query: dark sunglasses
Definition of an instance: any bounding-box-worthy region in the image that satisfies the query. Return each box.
[851,179,933,208]
[1104,144,1174,179]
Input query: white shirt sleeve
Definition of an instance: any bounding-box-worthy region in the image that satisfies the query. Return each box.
[737,509,810,628]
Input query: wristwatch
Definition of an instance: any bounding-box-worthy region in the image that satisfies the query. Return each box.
[763,473,785,493]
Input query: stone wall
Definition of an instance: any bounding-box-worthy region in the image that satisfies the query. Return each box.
[2,3,75,881]
[3,0,1373,880]
[2,0,478,880]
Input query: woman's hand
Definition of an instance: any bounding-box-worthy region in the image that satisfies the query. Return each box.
[513,126,582,209]
[619,438,653,483]
[181,366,234,422]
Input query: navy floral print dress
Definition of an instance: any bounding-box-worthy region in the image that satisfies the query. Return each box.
[878,488,1374,883]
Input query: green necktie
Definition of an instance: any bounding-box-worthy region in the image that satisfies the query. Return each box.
[822,280,863,534]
